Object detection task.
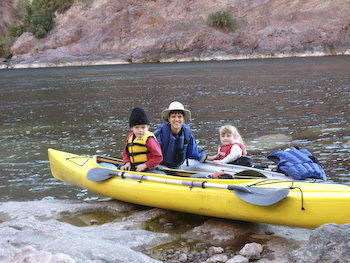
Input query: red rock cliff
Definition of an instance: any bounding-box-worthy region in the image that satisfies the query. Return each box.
[2,0,350,67]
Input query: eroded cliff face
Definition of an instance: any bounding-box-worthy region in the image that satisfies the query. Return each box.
[4,0,350,67]
[0,0,17,36]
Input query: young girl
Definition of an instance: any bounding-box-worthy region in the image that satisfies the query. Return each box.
[207,125,247,164]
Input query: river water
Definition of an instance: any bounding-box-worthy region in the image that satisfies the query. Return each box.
[1,55,349,201]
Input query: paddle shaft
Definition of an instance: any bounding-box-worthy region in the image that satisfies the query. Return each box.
[96,156,281,179]
[102,170,250,192]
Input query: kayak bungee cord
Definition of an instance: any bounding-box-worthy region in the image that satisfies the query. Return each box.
[66,155,92,166]
[247,179,306,210]
[290,183,305,211]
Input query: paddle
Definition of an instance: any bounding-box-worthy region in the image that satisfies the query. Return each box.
[87,168,118,181]
[228,185,289,206]
[86,168,289,206]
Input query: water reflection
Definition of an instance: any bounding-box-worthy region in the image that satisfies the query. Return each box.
[0,56,349,201]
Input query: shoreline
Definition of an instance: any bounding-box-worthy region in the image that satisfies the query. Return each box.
[1,50,349,69]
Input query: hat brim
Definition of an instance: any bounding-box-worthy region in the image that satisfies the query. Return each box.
[161,109,191,121]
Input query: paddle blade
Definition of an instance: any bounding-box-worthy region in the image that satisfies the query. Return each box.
[232,187,289,206]
[86,168,118,181]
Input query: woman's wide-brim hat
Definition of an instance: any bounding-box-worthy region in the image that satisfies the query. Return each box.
[161,101,191,121]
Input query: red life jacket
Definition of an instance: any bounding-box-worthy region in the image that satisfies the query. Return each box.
[218,143,247,160]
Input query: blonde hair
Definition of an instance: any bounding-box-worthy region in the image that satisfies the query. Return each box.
[219,125,245,145]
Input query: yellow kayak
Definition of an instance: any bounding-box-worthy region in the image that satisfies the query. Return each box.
[48,148,350,229]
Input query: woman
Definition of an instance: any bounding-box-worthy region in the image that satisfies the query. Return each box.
[154,101,207,168]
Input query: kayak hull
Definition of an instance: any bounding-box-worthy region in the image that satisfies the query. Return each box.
[48,148,350,229]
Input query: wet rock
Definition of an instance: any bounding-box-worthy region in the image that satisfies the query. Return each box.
[344,140,350,147]
[183,218,254,247]
[250,134,293,149]
[159,217,171,224]
[288,223,350,263]
[239,242,263,260]
[164,222,175,230]
[90,219,99,225]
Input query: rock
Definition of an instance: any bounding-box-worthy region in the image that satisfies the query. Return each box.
[0,200,166,263]
[206,253,229,263]
[163,222,175,230]
[195,242,207,251]
[288,223,350,263]
[178,253,187,262]
[250,134,293,149]
[344,140,350,147]
[0,200,340,263]
[159,217,171,224]
[0,0,16,36]
[239,242,263,260]
[208,246,225,256]
[183,218,254,247]
[226,255,249,263]
[2,246,76,263]
[10,32,36,56]
[265,230,275,235]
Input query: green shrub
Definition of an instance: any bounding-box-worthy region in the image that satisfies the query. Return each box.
[0,35,16,59]
[7,23,24,38]
[52,0,74,13]
[207,10,236,32]
[0,22,24,58]
[17,0,74,38]
[28,7,55,38]
[13,0,31,22]
[1,0,74,57]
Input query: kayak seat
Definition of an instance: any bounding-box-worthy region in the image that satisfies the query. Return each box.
[228,156,253,167]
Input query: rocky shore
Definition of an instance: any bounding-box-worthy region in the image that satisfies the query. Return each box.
[1,199,349,262]
[2,50,349,70]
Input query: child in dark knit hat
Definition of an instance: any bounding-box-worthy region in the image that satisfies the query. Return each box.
[121,108,163,172]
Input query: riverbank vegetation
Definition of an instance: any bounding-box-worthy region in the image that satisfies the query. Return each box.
[0,0,74,58]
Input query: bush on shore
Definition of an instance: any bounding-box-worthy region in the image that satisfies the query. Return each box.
[0,0,74,58]
[207,10,236,32]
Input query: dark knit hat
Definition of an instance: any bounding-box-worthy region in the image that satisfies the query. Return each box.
[129,107,150,128]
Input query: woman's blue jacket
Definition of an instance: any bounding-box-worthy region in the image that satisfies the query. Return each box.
[154,123,206,168]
